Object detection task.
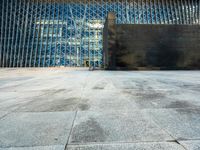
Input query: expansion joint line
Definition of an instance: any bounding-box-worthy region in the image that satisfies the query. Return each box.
[65,110,78,150]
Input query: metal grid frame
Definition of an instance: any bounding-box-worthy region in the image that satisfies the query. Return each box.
[0,0,200,67]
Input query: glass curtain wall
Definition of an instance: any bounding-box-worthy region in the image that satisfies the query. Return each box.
[0,0,199,67]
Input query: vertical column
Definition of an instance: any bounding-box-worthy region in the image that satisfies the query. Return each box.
[122,0,126,23]
[69,1,73,66]
[145,0,149,24]
[126,0,129,23]
[174,0,178,24]
[166,0,170,24]
[141,0,144,24]
[157,0,162,24]
[104,12,116,69]
[48,0,56,67]
[195,0,198,24]
[88,0,91,67]
[134,0,136,23]
[97,0,101,66]
[129,0,132,24]
[176,0,182,24]
[76,1,79,67]
[150,0,153,24]
[33,1,43,67]
[183,0,188,24]
[92,0,95,67]
[5,0,13,67]
[137,0,140,24]
[64,0,68,66]
[25,0,34,67]
[191,0,194,24]
[187,0,191,24]
[180,0,185,24]
[2,0,9,67]
[154,0,158,24]
[0,0,5,67]
[199,0,200,24]
[53,1,60,66]
[43,0,52,67]
[169,0,174,24]
[29,0,39,67]
[161,0,167,24]
[38,1,47,67]
[173,0,178,24]
[59,0,65,66]
[16,0,26,67]
[9,0,18,67]
[20,0,30,67]
[13,0,22,67]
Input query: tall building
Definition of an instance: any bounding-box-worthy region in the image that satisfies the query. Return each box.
[0,0,199,68]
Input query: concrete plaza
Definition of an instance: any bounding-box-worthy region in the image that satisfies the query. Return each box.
[0,68,200,150]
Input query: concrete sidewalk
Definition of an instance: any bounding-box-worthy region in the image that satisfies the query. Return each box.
[0,69,200,150]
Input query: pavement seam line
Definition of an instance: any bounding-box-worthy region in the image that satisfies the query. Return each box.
[144,111,176,141]
[64,72,88,150]
[67,141,185,146]
[65,110,78,150]
[147,114,188,150]
[0,113,10,120]
[174,140,188,150]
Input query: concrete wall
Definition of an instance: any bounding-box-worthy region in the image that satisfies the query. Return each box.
[103,13,200,70]
[103,12,116,69]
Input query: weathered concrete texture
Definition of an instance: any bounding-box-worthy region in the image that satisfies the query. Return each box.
[0,69,200,150]
[0,111,8,119]
[69,111,172,143]
[0,112,75,148]
[15,90,83,112]
[146,108,200,140]
[0,91,45,112]
[179,140,200,150]
[67,142,184,150]
[80,90,138,112]
[0,145,65,150]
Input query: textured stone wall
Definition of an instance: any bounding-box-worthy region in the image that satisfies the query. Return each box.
[103,12,116,69]
[104,15,200,70]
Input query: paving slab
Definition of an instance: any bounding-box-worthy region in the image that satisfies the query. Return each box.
[82,71,200,110]
[0,145,65,150]
[0,69,200,149]
[179,140,200,150]
[69,111,173,144]
[0,77,34,88]
[81,90,139,112]
[146,108,200,140]
[0,112,75,148]
[0,91,44,112]
[0,70,89,92]
[118,75,200,109]
[67,142,185,150]
[123,89,200,109]
[15,90,83,112]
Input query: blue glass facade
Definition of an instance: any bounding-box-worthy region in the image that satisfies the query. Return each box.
[0,0,199,67]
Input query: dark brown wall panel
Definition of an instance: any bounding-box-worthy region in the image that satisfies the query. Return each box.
[104,23,200,70]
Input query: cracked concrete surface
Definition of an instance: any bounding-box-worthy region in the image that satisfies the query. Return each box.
[0,68,200,150]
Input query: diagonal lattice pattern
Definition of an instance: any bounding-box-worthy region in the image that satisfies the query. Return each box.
[0,0,200,67]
